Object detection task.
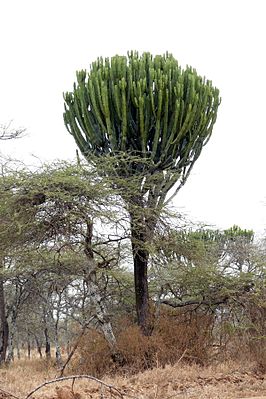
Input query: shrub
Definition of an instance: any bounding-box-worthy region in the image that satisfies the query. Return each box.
[74,307,214,376]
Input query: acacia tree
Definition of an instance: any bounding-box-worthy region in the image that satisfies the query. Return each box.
[0,161,125,362]
[63,51,220,333]
[150,226,257,311]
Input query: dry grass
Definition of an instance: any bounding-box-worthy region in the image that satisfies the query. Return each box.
[0,358,266,399]
[1,308,266,399]
[0,359,56,396]
[75,311,214,376]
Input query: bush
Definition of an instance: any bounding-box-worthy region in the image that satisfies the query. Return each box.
[74,308,215,376]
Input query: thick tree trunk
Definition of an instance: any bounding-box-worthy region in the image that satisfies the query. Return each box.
[126,186,163,335]
[0,276,9,364]
[131,229,150,335]
[128,193,151,335]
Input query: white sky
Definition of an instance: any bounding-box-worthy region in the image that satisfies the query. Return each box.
[1,0,266,233]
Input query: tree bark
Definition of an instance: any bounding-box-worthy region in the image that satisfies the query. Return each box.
[128,193,155,336]
[27,333,31,359]
[34,335,43,358]
[7,305,19,362]
[54,323,63,367]
[7,324,15,362]
[0,274,9,364]
[84,220,117,351]
[44,327,51,359]
[131,235,150,335]
[16,340,21,359]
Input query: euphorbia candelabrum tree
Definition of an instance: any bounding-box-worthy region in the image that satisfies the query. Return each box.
[63,51,220,333]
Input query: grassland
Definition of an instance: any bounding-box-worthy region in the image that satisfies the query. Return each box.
[0,357,266,399]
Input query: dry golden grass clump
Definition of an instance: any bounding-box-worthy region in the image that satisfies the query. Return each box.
[0,359,55,396]
[74,309,214,376]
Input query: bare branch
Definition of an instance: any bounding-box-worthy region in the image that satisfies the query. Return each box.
[0,121,26,140]
[25,375,125,399]
[161,296,229,308]
[59,316,96,377]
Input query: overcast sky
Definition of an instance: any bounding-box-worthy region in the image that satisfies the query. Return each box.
[1,0,266,233]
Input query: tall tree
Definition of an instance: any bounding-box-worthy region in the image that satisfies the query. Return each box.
[63,51,220,333]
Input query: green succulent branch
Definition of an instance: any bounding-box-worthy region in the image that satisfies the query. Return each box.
[64,51,220,204]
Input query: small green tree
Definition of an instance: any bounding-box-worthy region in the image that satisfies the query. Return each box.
[63,51,220,332]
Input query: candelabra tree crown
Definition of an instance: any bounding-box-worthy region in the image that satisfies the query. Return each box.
[64,51,220,193]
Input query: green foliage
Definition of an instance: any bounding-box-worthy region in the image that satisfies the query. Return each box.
[149,225,262,311]
[223,225,254,241]
[64,51,220,204]
[0,161,124,276]
[64,51,220,161]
